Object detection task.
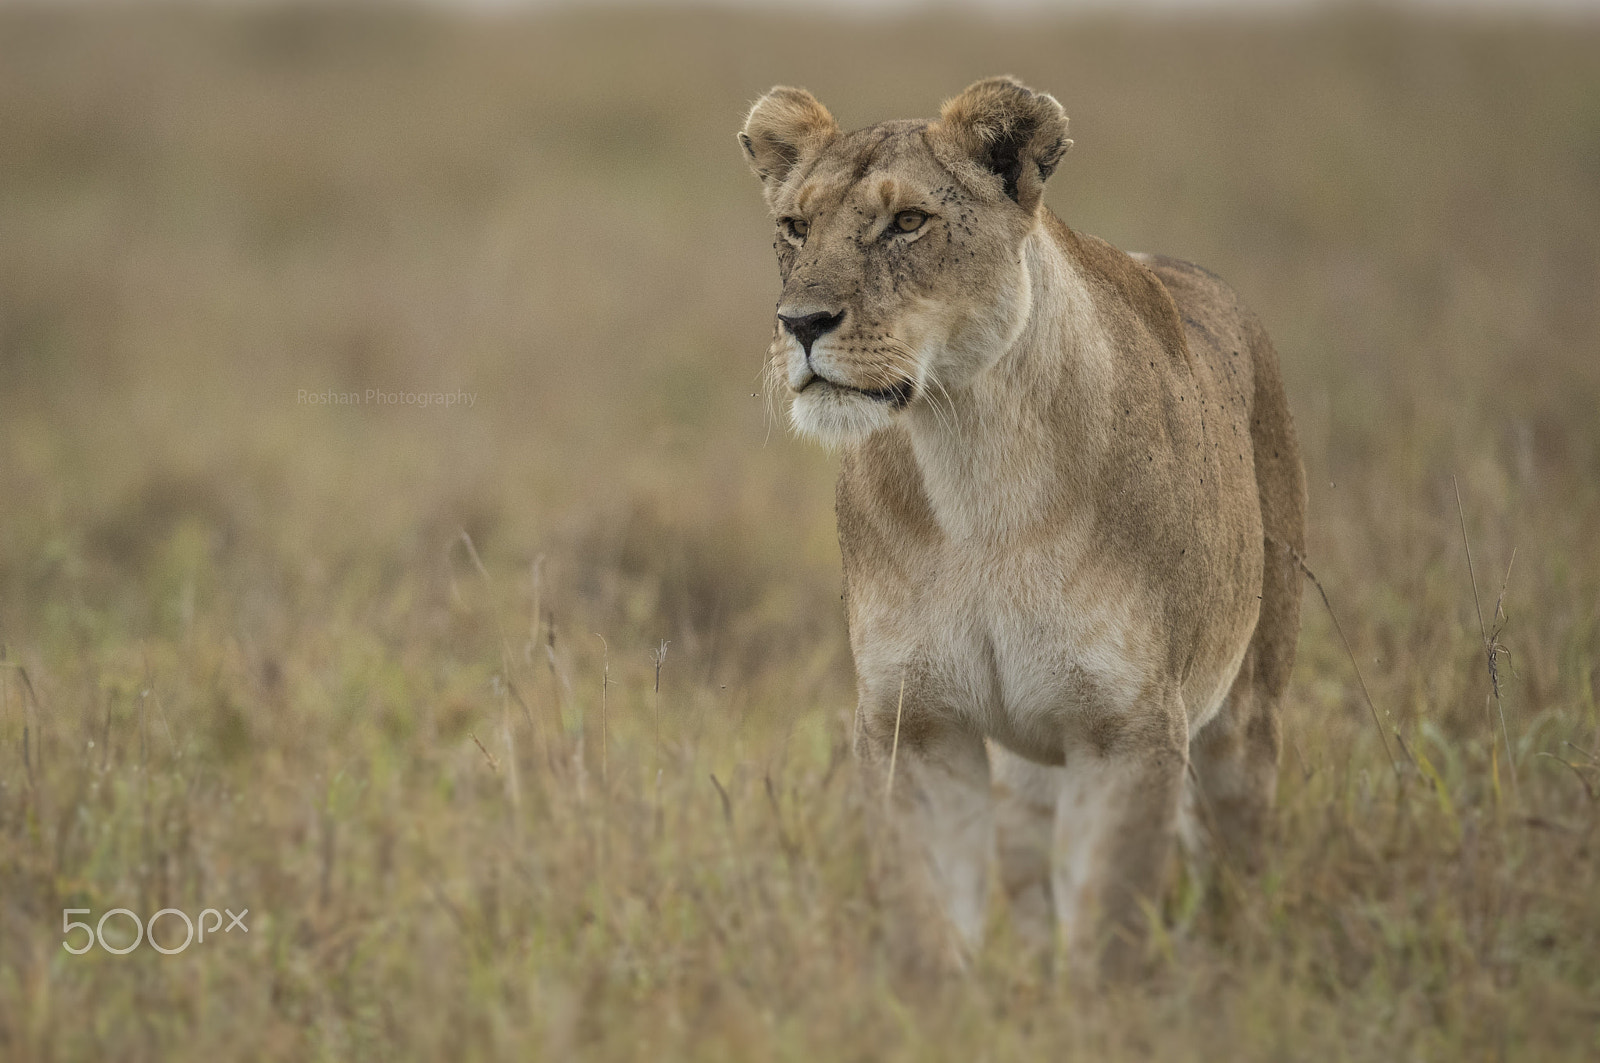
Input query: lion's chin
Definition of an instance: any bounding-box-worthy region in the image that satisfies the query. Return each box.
[789,385,898,447]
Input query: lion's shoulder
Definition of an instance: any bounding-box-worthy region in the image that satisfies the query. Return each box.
[1044,215,1191,372]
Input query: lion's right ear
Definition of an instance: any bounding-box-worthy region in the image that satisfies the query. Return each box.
[738,87,838,205]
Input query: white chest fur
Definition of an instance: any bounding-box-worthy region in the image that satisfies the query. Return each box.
[849,528,1161,765]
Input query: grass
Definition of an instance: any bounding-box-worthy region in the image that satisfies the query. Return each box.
[1,4,1598,1059]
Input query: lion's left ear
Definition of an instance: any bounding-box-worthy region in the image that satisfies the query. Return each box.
[935,77,1071,213]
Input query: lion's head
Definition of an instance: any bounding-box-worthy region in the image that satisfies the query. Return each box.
[739,77,1071,444]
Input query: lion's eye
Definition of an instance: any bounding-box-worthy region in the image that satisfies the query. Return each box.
[893,210,927,233]
[783,217,809,241]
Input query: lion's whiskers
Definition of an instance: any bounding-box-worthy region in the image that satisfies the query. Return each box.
[757,351,788,446]
[880,336,962,448]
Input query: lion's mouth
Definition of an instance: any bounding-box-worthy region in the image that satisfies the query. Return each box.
[796,372,914,410]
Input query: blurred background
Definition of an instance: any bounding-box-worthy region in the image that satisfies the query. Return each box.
[4,0,1596,680]
[2,1,1598,1058]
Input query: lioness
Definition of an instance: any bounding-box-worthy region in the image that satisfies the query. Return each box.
[739,77,1305,974]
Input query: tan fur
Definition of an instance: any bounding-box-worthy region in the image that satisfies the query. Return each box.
[740,78,1306,976]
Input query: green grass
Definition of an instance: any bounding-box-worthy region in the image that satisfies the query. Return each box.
[1,5,1598,1059]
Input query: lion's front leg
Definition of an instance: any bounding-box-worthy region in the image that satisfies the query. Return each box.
[1053,697,1188,979]
[991,745,1061,949]
[861,708,994,963]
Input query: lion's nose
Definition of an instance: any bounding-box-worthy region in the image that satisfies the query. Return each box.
[777,309,845,355]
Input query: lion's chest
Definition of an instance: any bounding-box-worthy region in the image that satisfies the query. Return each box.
[847,533,1159,765]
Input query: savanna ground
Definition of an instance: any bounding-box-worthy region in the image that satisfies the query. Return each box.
[1,4,1598,1059]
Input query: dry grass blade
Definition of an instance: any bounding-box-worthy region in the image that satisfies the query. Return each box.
[1290,546,1401,779]
[1454,475,1519,797]
[709,773,734,827]
[652,639,669,769]
[1535,753,1597,801]
[469,732,500,774]
[884,670,906,803]
[592,633,609,788]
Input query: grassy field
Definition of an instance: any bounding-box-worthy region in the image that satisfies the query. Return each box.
[2,4,1598,1059]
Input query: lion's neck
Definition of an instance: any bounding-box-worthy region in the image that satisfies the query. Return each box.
[904,224,1115,541]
